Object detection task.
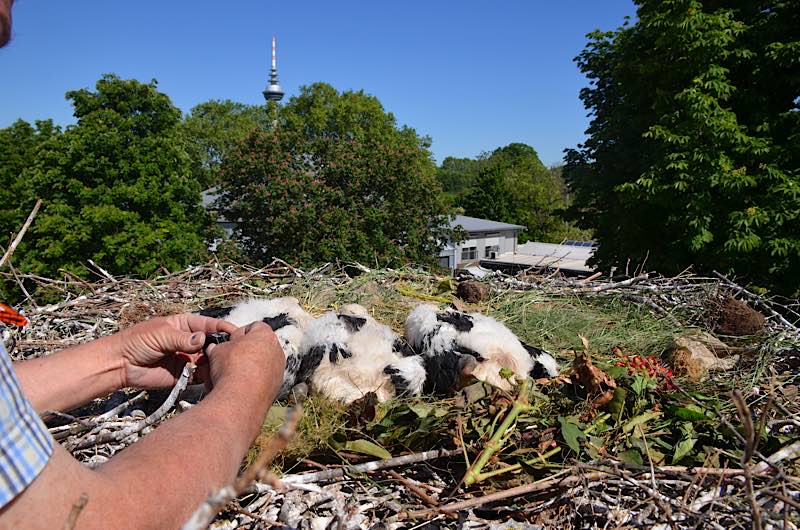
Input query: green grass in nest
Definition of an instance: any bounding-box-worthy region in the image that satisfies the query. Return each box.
[490,291,685,360]
[245,394,347,470]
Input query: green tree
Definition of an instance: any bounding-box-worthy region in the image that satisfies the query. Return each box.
[0,119,59,238]
[460,143,570,243]
[217,83,454,268]
[436,156,482,204]
[181,100,268,188]
[17,74,211,280]
[565,0,800,294]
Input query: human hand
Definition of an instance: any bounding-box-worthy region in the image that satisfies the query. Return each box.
[117,314,237,389]
[204,321,285,390]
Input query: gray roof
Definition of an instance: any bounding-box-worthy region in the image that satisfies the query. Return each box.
[450,215,526,233]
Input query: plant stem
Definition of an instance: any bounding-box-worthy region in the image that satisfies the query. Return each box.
[463,380,532,486]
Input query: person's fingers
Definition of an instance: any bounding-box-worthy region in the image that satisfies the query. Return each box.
[182,314,238,335]
[163,329,206,354]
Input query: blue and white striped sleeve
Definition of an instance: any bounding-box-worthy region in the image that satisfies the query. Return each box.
[0,342,54,508]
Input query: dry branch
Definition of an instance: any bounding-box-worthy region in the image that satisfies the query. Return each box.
[69,364,194,450]
[0,199,42,270]
[279,448,461,486]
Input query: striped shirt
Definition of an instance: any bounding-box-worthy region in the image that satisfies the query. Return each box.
[0,342,53,508]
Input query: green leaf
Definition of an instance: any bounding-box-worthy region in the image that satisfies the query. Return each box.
[631,375,656,396]
[559,416,586,454]
[343,439,391,460]
[606,366,628,379]
[618,449,643,465]
[499,367,515,380]
[672,437,698,464]
[623,411,661,434]
[408,403,433,418]
[670,405,710,422]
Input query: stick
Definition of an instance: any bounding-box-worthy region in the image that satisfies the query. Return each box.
[577,271,603,284]
[87,259,117,282]
[279,448,461,486]
[0,199,42,269]
[582,273,648,293]
[51,392,149,441]
[388,470,439,507]
[752,440,800,474]
[69,365,194,450]
[181,405,302,530]
[409,470,605,518]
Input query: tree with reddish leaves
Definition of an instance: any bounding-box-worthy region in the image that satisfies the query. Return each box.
[217,83,455,268]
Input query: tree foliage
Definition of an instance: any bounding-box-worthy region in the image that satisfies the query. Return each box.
[217,83,454,268]
[460,143,575,243]
[181,100,268,188]
[565,0,800,294]
[16,75,211,280]
[436,156,482,204]
[0,119,59,237]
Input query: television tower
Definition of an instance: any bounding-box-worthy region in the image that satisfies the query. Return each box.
[263,35,285,102]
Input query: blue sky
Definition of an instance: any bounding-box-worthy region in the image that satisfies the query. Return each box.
[0,1,636,167]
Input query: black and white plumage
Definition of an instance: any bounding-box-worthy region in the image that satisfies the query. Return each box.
[198,297,313,400]
[301,303,426,404]
[405,304,559,394]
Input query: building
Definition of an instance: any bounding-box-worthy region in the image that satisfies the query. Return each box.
[439,215,525,270]
[481,239,597,276]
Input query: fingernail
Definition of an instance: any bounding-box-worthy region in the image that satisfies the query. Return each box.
[191,332,205,345]
[206,343,216,354]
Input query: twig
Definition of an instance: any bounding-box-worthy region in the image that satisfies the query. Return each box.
[387,470,439,508]
[582,273,648,293]
[51,391,149,441]
[409,469,606,519]
[280,448,461,486]
[752,440,800,474]
[731,390,763,530]
[86,259,117,282]
[62,493,88,530]
[180,405,302,530]
[69,365,194,450]
[0,199,42,270]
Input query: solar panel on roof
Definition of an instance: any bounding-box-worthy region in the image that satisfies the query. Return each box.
[563,240,597,248]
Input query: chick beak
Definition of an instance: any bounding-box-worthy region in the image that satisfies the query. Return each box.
[0,302,28,327]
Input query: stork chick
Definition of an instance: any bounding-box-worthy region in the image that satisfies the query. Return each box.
[405,304,558,393]
[302,304,426,404]
[198,297,312,400]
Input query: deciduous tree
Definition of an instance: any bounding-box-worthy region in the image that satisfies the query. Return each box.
[565,0,800,294]
[0,119,59,237]
[460,143,572,243]
[181,100,268,188]
[17,75,211,280]
[217,83,454,268]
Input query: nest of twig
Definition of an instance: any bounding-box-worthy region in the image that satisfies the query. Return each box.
[3,261,799,529]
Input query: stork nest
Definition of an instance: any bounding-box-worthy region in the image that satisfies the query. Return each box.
[2,260,799,529]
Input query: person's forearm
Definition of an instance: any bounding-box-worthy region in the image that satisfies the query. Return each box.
[0,375,279,530]
[13,334,125,413]
[94,377,276,527]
